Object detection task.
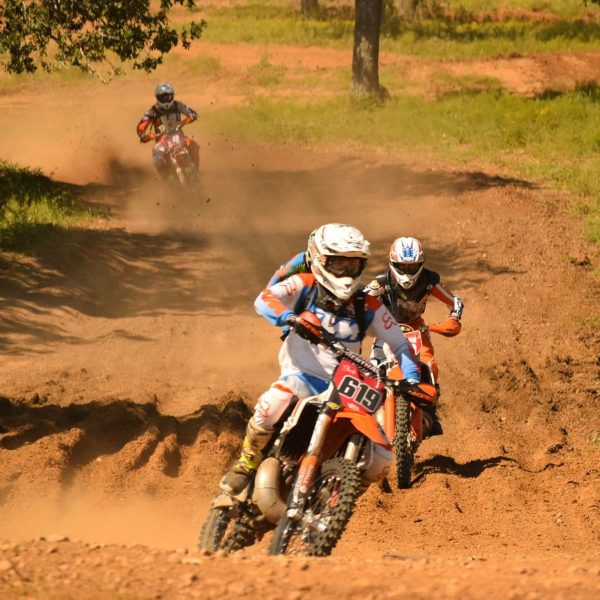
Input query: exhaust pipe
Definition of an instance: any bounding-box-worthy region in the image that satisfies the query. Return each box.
[252,457,286,524]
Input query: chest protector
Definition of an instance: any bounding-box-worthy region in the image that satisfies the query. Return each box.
[295,284,367,340]
[379,269,440,323]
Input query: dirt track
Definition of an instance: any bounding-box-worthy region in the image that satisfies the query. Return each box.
[1,43,600,598]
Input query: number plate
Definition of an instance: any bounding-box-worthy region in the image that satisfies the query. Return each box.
[332,358,385,413]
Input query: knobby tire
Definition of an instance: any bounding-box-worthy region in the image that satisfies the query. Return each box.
[269,457,362,557]
[394,395,413,489]
[197,507,231,552]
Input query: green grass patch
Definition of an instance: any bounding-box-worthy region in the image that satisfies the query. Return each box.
[246,50,286,87]
[195,1,600,58]
[442,0,596,19]
[0,162,95,250]
[164,51,223,78]
[207,84,600,243]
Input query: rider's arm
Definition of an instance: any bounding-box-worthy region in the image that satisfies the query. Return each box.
[429,282,464,337]
[254,274,313,327]
[137,109,158,143]
[266,252,310,287]
[176,101,198,126]
[364,296,420,382]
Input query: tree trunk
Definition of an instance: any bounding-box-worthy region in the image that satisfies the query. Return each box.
[352,0,385,96]
[301,0,319,16]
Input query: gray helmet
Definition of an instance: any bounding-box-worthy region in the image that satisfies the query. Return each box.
[155,83,175,110]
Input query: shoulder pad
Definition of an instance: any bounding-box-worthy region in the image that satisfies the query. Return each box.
[424,269,440,288]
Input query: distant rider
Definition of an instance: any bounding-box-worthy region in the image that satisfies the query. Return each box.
[366,236,464,435]
[136,83,199,177]
[220,224,422,495]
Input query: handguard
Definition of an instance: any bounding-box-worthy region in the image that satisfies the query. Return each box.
[287,312,324,345]
[395,380,438,408]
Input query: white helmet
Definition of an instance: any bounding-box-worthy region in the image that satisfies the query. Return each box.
[308,224,370,301]
[155,83,175,110]
[389,237,424,289]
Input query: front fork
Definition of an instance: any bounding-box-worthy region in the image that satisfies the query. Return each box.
[287,405,335,520]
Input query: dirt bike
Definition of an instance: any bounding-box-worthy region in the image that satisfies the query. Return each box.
[379,323,440,489]
[198,318,435,556]
[158,125,200,189]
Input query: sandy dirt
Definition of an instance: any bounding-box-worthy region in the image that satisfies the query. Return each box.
[1,41,600,599]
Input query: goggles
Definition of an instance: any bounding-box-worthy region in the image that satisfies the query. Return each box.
[157,93,174,103]
[324,256,367,278]
[391,260,423,276]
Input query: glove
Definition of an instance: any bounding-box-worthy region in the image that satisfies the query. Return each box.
[286,314,323,345]
[402,381,438,404]
[140,133,154,143]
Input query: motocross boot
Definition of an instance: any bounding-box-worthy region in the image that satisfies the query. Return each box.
[219,418,274,495]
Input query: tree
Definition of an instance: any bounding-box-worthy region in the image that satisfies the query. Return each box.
[301,0,319,16]
[0,0,205,81]
[352,0,386,97]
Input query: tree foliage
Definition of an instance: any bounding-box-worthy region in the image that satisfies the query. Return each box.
[0,0,205,81]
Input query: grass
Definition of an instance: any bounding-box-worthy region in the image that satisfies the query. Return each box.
[206,83,600,243]
[193,1,600,58]
[0,162,96,250]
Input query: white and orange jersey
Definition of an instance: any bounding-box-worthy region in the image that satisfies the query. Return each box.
[254,273,420,384]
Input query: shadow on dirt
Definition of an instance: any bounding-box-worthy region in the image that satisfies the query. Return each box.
[412,454,517,484]
[0,223,250,353]
[0,394,250,487]
[208,158,536,205]
[366,237,520,292]
[0,152,530,354]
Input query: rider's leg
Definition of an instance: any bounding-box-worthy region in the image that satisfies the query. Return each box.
[220,376,316,494]
[416,328,443,437]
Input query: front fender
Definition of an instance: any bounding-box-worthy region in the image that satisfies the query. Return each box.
[333,410,392,449]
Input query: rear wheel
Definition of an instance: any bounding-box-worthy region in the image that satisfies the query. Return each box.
[269,457,361,557]
[394,395,413,489]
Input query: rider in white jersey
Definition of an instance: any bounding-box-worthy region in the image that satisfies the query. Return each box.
[220,224,420,494]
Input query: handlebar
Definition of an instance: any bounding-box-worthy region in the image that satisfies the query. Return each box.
[289,319,422,397]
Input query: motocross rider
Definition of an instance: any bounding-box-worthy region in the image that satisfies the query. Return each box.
[220,224,422,495]
[136,83,199,177]
[366,236,464,436]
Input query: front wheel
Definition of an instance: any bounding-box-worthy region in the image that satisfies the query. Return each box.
[269,457,362,557]
[198,506,231,552]
[394,395,413,489]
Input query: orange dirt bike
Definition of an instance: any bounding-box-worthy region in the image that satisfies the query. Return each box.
[379,323,440,489]
[199,320,435,556]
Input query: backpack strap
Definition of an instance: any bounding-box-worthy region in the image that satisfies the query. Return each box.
[353,291,367,340]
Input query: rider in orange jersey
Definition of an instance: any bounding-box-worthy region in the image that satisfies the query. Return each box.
[366,237,464,435]
[136,83,199,176]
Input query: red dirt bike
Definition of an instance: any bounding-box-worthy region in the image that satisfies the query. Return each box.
[379,323,440,489]
[158,125,200,189]
[198,318,435,556]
